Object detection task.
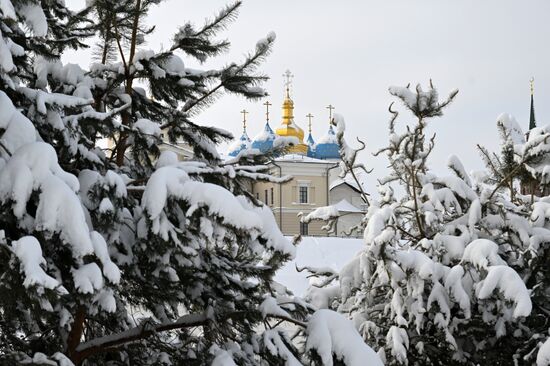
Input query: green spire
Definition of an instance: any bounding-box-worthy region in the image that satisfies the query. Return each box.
[529,77,536,130]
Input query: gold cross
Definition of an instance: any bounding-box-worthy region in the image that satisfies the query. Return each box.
[530,77,535,96]
[263,101,272,122]
[306,113,314,134]
[283,69,294,97]
[283,70,294,88]
[326,104,335,123]
[240,109,248,132]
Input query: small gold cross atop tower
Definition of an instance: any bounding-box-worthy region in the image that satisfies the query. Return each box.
[326,104,335,123]
[530,77,535,96]
[240,109,248,132]
[283,69,294,97]
[263,101,272,122]
[306,113,314,134]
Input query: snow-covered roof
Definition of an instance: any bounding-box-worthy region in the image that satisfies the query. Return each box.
[330,177,360,192]
[252,128,275,143]
[316,126,338,145]
[306,133,315,146]
[315,126,340,160]
[251,122,276,153]
[227,132,251,157]
[160,141,193,158]
[275,153,336,164]
[332,199,363,213]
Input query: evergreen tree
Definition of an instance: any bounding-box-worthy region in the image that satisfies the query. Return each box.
[303,83,550,365]
[0,1,382,365]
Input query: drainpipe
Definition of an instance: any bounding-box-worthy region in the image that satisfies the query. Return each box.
[326,162,340,236]
[271,160,283,232]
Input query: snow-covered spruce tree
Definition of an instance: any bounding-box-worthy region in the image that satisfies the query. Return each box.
[477,116,550,365]
[299,83,550,365]
[0,1,114,365]
[476,113,538,203]
[0,1,383,365]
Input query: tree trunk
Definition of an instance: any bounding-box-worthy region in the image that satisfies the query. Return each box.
[67,306,87,365]
[114,0,141,167]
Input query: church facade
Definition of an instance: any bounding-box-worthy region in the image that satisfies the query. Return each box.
[226,71,366,237]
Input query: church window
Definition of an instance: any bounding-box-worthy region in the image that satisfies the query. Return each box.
[300,222,309,235]
[299,186,308,203]
[256,192,259,200]
[265,189,268,203]
[270,187,274,205]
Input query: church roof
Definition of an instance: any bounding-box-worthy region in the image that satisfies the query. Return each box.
[306,133,316,158]
[306,133,315,146]
[275,153,335,164]
[332,199,364,213]
[228,71,344,160]
[251,122,276,153]
[329,172,368,193]
[330,178,361,192]
[315,126,340,160]
[227,132,251,157]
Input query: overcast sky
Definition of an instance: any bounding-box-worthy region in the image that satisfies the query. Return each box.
[65,0,550,190]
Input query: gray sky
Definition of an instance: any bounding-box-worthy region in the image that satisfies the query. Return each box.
[65,0,550,191]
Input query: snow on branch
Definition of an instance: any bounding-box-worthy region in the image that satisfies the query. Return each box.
[332,113,372,206]
[476,265,532,318]
[75,309,307,361]
[0,91,36,158]
[461,239,506,269]
[537,338,550,366]
[11,236,66,292]
[388,82,458,120]
[306,310,383,366]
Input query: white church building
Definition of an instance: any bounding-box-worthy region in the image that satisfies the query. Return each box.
[226,71,367,237]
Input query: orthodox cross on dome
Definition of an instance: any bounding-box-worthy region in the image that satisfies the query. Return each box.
[263,100,272,122]
[306,113,314,134]
[530,77,535,95]
[240,109,248,133]
[283,69,294,97]
[326,104,335,124]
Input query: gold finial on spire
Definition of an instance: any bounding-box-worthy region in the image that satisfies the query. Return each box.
[240,109,248,133]
[283,69,294,98]
[306,113,314,134]
[275,70,307,154]
[326,104,335,124]
[280,70,295,126]
[263,101,272,122]
[530,77,535,96]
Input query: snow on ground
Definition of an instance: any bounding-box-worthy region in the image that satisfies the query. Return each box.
[275,236,364,296]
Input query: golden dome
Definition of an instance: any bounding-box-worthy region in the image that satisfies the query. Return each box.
[275,90,306,149]
[274,71,308,154]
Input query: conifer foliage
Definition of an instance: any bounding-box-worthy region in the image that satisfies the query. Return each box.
[0,1,381,365]
[306,83,550,365]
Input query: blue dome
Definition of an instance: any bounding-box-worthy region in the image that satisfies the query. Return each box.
[314,126,340,160]
[306,133,315,146]
[306,133,316,158]
[251,122,276,153]
[227,132,251,157]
